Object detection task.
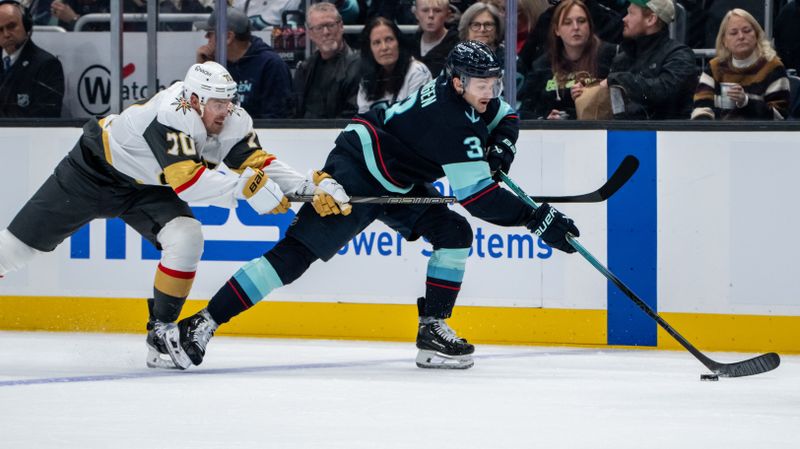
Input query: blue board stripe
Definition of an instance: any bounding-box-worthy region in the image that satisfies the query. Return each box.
[607,131,657,346]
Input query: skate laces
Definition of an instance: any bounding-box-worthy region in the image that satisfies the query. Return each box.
[432,320,461,343]
[189,310,218,349]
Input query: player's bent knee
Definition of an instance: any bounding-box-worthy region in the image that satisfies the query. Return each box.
[157,217,204,271]
[432,213,473,249]
[0,229,42,275]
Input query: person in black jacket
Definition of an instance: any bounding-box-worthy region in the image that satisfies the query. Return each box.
[292,2,360,119]
[518,0,623,81]
[520,0,616,119]
[0,1,64,118]
[412,0,459,77]
[196,8,292,118]
[598,0,698,119]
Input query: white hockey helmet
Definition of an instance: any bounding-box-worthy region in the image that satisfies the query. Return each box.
[182,61,237,105]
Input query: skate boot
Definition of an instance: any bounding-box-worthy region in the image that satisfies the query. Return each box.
[145,320,192,370]
[415,317,475,369]
[178,308,218,366]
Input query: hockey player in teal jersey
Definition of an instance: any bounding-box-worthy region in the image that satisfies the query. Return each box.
[0,61,351,370]
[180,41,580,369]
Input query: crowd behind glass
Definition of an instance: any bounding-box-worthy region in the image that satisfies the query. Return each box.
[1,0,798,120]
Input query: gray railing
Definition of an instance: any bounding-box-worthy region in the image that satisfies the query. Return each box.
[74,13,210,32]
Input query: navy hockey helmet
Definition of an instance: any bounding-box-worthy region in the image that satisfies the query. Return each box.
[445,40,503,80]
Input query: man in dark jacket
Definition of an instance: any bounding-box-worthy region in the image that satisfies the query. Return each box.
[0,1,64,118]
[293,2,360,119]
[196,8,292,118]
[600,0,698,119]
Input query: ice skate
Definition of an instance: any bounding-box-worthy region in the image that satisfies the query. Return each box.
[145,320,192,370]
[178,308,218,366]
[415,317,475,369]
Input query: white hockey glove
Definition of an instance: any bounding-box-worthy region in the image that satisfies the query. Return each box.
[235,167,290,214]
[303,170,352,217]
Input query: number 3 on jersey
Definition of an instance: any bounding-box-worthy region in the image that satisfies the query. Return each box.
[463,137,483,159]
[166,131,197,157]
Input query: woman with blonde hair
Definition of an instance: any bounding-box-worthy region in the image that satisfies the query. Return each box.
[691,8,790,120]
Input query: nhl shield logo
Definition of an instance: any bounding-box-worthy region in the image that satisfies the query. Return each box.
[16,93,30,108]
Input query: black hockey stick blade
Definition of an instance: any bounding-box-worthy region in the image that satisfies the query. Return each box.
[531,155,639,203]
[498,171,781,378]
[706,352,781,378]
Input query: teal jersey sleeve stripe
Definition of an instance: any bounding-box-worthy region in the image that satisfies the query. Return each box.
[344,124,412,194]
[427,248,470,283]
[233,256,284,305]
[487,100,513,133]
[443,161,494,200]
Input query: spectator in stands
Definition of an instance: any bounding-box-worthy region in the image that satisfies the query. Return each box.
[196,7,292,118]
[518,0,622,81]
[597,0,697,119]
[520,0,616,119]
[691,8,790,120]
[458,2,503,63]
[293,1,360,118]
[412,0,458,76]
[0,0,64,117]
[774,0,799,74]
[357,16,431,113]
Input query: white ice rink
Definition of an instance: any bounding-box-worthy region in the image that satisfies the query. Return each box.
[0,331,798,449]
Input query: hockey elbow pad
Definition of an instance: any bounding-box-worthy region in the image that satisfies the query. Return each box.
[236,167,290,214]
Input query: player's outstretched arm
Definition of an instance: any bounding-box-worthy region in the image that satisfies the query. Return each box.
[234,167,290,214]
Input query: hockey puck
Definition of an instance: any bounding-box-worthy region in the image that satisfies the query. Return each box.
[700,374,719,381]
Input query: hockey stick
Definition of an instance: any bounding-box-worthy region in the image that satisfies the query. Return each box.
[287,155,640,205]
[498,171,780,378]
[533,154,639,203]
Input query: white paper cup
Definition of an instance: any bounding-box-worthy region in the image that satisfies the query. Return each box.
[719,83,737,109]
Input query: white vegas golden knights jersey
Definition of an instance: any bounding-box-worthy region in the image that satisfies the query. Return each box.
[97,81,304,208]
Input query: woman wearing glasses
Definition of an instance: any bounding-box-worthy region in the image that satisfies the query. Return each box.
[458,3,505,65]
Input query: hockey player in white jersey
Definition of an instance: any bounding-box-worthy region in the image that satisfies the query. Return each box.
[0,61,351,370]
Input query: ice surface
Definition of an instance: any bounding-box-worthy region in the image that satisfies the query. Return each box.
[1,331,797,448]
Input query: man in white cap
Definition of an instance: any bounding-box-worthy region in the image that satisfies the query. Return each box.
[597,0,698,119]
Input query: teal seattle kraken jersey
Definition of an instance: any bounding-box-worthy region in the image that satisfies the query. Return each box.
[336,76,533,227]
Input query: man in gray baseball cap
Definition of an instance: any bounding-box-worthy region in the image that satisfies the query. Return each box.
[628,0,675,25]
[592,0,697,119]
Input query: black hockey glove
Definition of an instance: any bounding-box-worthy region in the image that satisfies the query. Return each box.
[486,137,516,179]
[526,203,580,254]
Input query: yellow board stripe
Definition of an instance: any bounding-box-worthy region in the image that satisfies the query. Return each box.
[0,296,797,353]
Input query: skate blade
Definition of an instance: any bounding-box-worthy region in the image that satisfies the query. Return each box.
[415,349,474,370]
[146,346,180,369]
[161,324,193,370]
